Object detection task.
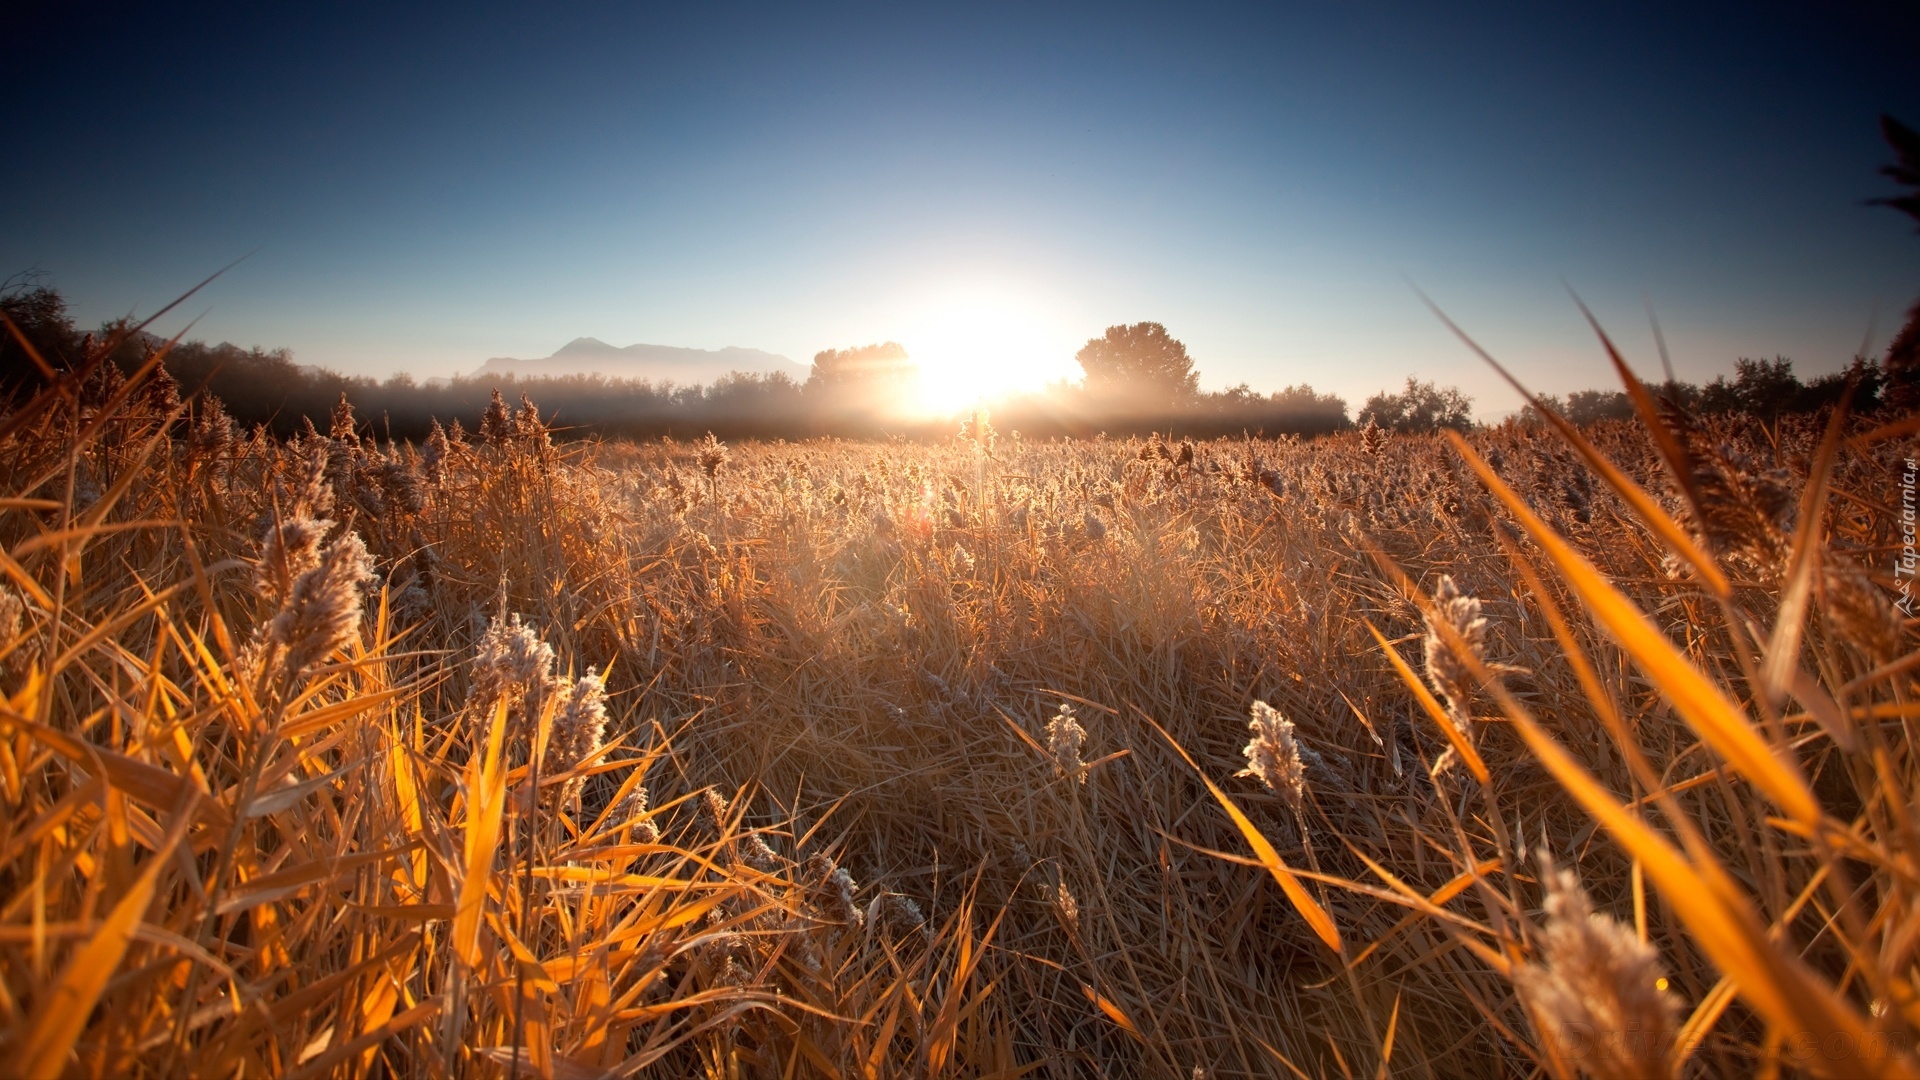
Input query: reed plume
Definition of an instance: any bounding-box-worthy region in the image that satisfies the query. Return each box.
[1047,701,1089,782]
[1514,859,1679,1080]
[1238,699,1308,814]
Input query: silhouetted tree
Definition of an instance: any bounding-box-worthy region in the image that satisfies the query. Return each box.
[0,273,82,393]
[1358,377,1472,433]
[1564,389,1633,425]
[1730,357,1800,418]
[1872,114,1920,409]
[1075,322,1199,401]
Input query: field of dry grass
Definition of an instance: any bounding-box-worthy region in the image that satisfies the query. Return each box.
[4,340,1919,1077]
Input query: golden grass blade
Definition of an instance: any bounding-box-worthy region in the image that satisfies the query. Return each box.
[454,696,510,970]
[1676,977,1738,1062]
[1421,289,1730,597]
[214,843,418,915]
[241,760,359,819]
[1082,984,1144,1042]
[1143,712,1344,954]
[71,419,180,536]
[1760,384,1852,709]
[1364,620,1490,786]
[1346,858,1500,969]
[1331,844,1511,975]
[11,519,181,560]
[1486,679,1906,1077]
[278,686,407,740]
[1447,430,1821,828]
[50,580,193,671]
[1568,298,1712,521]
[1854,409,1920,446]
[1374,991,1400,1080]
[0,542,55,610]
[283,996,443,1080]
[0,711,229,829]
[15,799,190,1079]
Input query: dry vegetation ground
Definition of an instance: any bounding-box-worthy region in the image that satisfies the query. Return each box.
[3,344,1919,1078]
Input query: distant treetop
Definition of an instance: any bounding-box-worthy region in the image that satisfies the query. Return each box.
[1359,377,1474,433]
[1075,322,1199,401]
[806,341,915,390]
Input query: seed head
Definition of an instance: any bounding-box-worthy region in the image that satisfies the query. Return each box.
[1823,558,1905,663]
[143,362,180,413]
[741,831,780,871]
[1237,700,1308,813]
[804,853,864,928]
[0,584,32,681]
[1514,859,1679,1080]
[480,389,514,446]
[697,432,730,479]
[369,456,426,516]
[289,442,334,519]
[615,785,662,843]
[423,419,450,483]
[1052,878,1080,937]
[469,612,558,725]
[959,407,996,453]
[1423,575,1490,718]
[265,531,374,679]
[256,515,332,605]
[1360,418,1387,455]
[514,393,550,451]
[1082,509,1107,542]
[546,667,609,777]
[865,892,930,943]
[190,401,236,460]
[1046,702,1088,782]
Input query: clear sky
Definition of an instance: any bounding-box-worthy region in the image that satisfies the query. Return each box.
[7,1,1920,415]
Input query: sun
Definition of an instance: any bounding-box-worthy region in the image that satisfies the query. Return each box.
[898,287,1081,415]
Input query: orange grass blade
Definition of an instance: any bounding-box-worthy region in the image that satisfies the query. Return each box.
[1345,858,1500,969]
[1364,621,1491,786]
[1761,387,1851,713]
[1144,712,1343,954]
[1082,984,1143,1041]
[16,799,191,1078]
[283,997,443,1080]
[1422,290,1730,598]
[454,696,510,969]
[1447,430,1821,829]
[1487,681,1904,1077]
[1571,302,1711,518]
[0,711,230,829]
[1375,992,1401,1080]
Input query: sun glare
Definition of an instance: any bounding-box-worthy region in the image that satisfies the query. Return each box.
[899,288,1081,415]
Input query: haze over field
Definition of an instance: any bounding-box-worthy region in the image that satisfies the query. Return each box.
[472,338,805,386]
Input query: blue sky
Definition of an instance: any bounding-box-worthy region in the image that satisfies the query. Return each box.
[7,1,1919,414]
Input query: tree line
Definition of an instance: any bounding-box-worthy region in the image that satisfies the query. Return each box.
[0,298,1350,440]
[2,282,1910,443]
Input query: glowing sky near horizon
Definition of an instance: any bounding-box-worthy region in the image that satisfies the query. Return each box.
[5,1,1919,416]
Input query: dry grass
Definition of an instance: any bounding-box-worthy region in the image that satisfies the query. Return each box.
[3,330,1918,1077]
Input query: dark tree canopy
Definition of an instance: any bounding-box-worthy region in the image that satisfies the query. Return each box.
[1075,322,1199,400]
[0,275,81,392]
[1875,115,1920,409]
[1358,377,1473,433]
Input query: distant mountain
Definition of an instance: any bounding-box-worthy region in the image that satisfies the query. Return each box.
[473,337,806,387]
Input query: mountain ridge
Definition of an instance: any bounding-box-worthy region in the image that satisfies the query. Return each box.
[476,338,806,387]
